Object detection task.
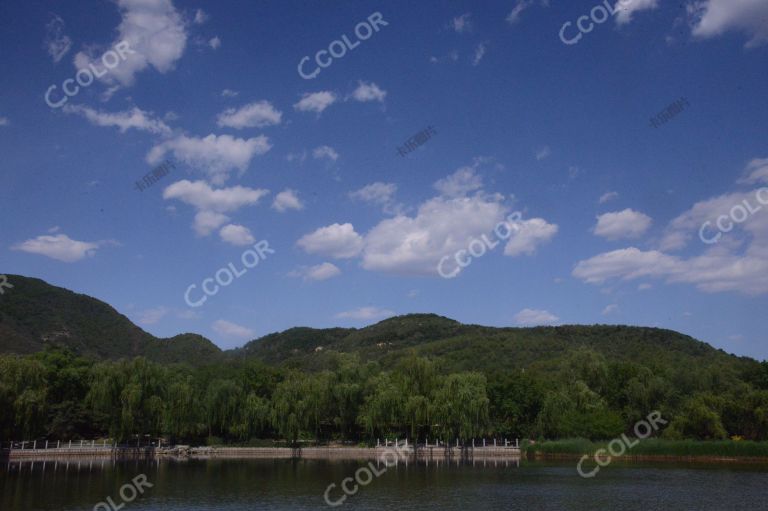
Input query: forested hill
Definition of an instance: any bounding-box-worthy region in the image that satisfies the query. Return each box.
[0,275,761,377]
[238,313,759,377]
[0,275,222,364]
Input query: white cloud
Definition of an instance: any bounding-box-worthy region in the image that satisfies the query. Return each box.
[221,89,239,98]
[351,81,387,102]
[63,105,171,135]
[514,308,559,325]
[593,209,653,240]
[361,195,509,275]
[504,218,559,256]
[272,189,304,212]
[136,306,169,325]
[219,224,255,246]
[289,262,341,281]
[737,157,768,185]
[472,43,487,66]
[294,91,337,114]
[148,134,271,185]
[163,180,269,213]
[194,9,209,24]
[689,0,768,47]
[599,191,620,204]
[73,0,187,88]
[614,0,659,25]
[44,13,72,63]
[535,146,551,161]
[208,36,221,49]
[193,210,230,236]
[212,320,254,339]
[350,182,402,216]
[336,307,395,321]
[451,13,473,33]
[433,166,483,197]
[298,223,364,259]
[573,247,678,284]
[313,145,339,162]
[216,101,282,129]
[506,0,549,24]
[602,304,619,315]
[12,233,110,262]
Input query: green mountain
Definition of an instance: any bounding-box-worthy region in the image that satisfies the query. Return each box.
[0,275,221,364]
[0,275,761,379]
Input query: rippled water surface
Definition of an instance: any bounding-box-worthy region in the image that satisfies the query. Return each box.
[2,457,766,510]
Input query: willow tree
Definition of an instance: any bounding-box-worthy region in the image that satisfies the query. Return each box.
[432,372,489,443]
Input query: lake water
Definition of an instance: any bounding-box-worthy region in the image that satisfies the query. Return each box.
[1,457,765,510]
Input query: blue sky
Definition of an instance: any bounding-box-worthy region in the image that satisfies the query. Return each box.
[1,0,767,357]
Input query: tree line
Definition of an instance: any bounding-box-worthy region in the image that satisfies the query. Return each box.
[1,347,767,444]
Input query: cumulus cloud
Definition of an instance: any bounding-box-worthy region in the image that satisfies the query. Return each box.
[312,145,339,162]
[299,163,557,277]
[297,223,364,259]
[63,104,172,135]
[294,91,337,114]
[163,180,269,212]
[164,180,268,237]
[514,308,559,325]
[216,101,282,129]
[599,191,620,204]
[351,81,387,102]
[433,166,483,197]
[12,233,112,262]
[219,224,255,246]
[593,209,653,240]
[212,320,254,339]
[193,210,230,236]
[148,134,271,184]
[504,218,558,256]
[737,158,768,185]
[349,182,401,214]
[73,0,187,88]
[614,0,659,25]
[272,189,304,212]
[44,13,72,63]
[336,307,395,321]
[689,0,768,47]
[289,262,341,281]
